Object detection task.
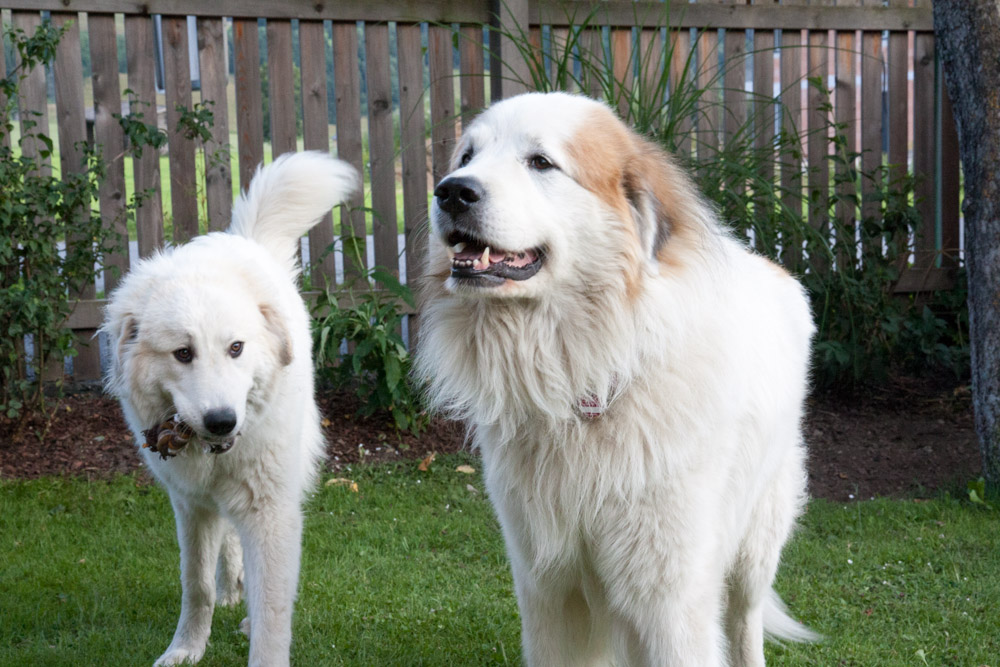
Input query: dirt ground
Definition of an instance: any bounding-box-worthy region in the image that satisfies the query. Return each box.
[0,379,981,502]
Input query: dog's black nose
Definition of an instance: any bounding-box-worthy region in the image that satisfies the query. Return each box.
[434,176,483,216]
[203,408,237,436]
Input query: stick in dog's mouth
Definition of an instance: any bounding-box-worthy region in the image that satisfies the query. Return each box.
[142,416,236,459]
[445,231,544,284]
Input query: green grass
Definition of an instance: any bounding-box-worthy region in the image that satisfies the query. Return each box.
[2,456,998,666]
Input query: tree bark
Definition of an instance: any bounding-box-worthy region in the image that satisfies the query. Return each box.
[934,0,1000,489]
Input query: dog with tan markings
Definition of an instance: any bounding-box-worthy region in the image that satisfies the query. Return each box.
[415,92,817,666]
[102,152,356,667]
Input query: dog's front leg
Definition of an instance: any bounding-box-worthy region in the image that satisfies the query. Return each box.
[236,501,302,667]
[155,495,226,667]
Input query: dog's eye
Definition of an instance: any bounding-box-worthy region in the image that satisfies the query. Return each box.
[528,154,555,171]
[173,347,193,364]
[229,341,244,358]
[459,150,473,167]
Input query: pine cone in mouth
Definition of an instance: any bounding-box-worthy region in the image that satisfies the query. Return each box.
[142,418,195,460]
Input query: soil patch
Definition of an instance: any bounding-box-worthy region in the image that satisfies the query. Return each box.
[0,381,980,502]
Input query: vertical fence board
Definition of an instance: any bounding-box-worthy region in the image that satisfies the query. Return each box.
[299,20,335,285]
[912,5,935,269]
[397,22,429,280]
[89,13,129,291]
[0,25,7,150]
[833,0,859,270]
[752,3,776,253]
[610,27,632,119]
[805,6,831,273]
[723,19,747,228]
[860,0,883,255]
[550,26,572,92]
[125,15,164,257]
[429,25,457,187]
[940,83,960,268]
[365,22,399,274]
[638,28,663,119]
[266,19,297,158]
[887,0,909,180]
[233,18,264,191]
[52,12,100,380]
[332,21,366,277]
[12,11,48,170]
[779,10,805,267]
[459,24,486,121]
[696,28,720,157]
[583,25,604,99]
[163,15,199,242]
[668,28,693,159]
[196,17,232,232]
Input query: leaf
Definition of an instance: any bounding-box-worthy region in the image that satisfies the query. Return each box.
[325,477,358,492]
[455,465,476,474]
[384,353,401,392]
[418,451,436,471]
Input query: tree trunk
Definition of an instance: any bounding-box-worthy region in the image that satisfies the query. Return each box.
[934,0,1000,489]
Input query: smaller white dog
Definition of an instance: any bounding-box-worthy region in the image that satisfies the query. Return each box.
[102,152,356,667]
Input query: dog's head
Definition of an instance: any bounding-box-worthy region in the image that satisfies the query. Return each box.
[428,92,710,300]
[102,240,293,452]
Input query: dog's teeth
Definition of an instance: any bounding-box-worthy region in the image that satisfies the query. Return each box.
[446,245,455,260]
[452,242,466,253]
[482,247,491,266]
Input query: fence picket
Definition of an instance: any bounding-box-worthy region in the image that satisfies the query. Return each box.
[267,19,298,159]
[779,3,805,268]
[860,0,884,259]
[124,15,164,257]
[196,17,232,231]
[833,0,859,271]
[752,1,776,253]
[233,18,264,191]
[459,24,486,120]
[332,21,366,278]
[365,22,399,274]
[805,3,832,274]
[887,0,909,181]
[912,0,935,270]
[429,24,457,187]
[299,20,336,285]
[163,15,199,242]
[89,13,129,292]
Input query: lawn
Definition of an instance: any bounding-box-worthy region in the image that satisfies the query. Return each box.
[1,454,998,666]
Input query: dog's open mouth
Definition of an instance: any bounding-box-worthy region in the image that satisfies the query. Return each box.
[143,416,236,459]
[445,231,544,285]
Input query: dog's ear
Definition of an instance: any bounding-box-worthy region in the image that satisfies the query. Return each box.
[102,314,138,387]
[259,304,293,367]
[621,138,704,265]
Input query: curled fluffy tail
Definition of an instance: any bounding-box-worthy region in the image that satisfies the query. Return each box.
[763,588,820,644]
[227,151,358,274]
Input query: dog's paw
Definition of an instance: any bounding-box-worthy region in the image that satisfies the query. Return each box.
[153,645,206,666]
[238,616,251,637]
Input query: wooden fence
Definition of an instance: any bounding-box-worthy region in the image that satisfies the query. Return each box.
[2,0,955,383]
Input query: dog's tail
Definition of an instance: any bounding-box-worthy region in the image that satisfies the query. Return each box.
[228,151,358,274]
[763,588,820,644]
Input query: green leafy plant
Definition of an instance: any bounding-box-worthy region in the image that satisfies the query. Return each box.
[0,21,120,419]
[312,251,427,434]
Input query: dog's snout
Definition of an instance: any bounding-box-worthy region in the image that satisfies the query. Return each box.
[434,176,483,216]
[203,408,238,436]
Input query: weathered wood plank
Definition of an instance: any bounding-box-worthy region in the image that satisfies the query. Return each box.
[12,11,49,171]
[779,7,805,268]
[266,18,298,158]
[752,0,775,253]
[833,0,859,271]
[332,21,367,277]
[860,0,883,258]
[233,18,265,190]
[299,20,336,285]
[0,25,8,150]
[459,24,486,122]
[7,1,934,32]
[89,13,130,291]
[196,17,233,231]
[668,27,693,159]
[886,0,909,181]
[911,0,935,269]
[365,21,399,274]
[696,27,720,158]
[610,27,632,119]
[397,22,429,289]
[638,28,663,118]
[805,5,831,275]
[163,15,199,242]
[722,6,747,228]
[124,14,165,257]
[429,24,457,186]
[939,79,960,269]
[489,0,530,99]
[51,12,100,380]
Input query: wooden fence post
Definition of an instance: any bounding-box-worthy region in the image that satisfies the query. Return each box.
[489,0,531,100]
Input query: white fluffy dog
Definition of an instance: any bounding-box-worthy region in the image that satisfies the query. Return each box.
[414,92,817,666]
[102,152,356,667]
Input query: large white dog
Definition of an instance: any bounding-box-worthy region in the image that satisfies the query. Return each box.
[414,92,817,666]
[102,152,356,667]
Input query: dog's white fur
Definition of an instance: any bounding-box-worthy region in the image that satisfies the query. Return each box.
[102,152,356,667]
[415,92,817,666]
